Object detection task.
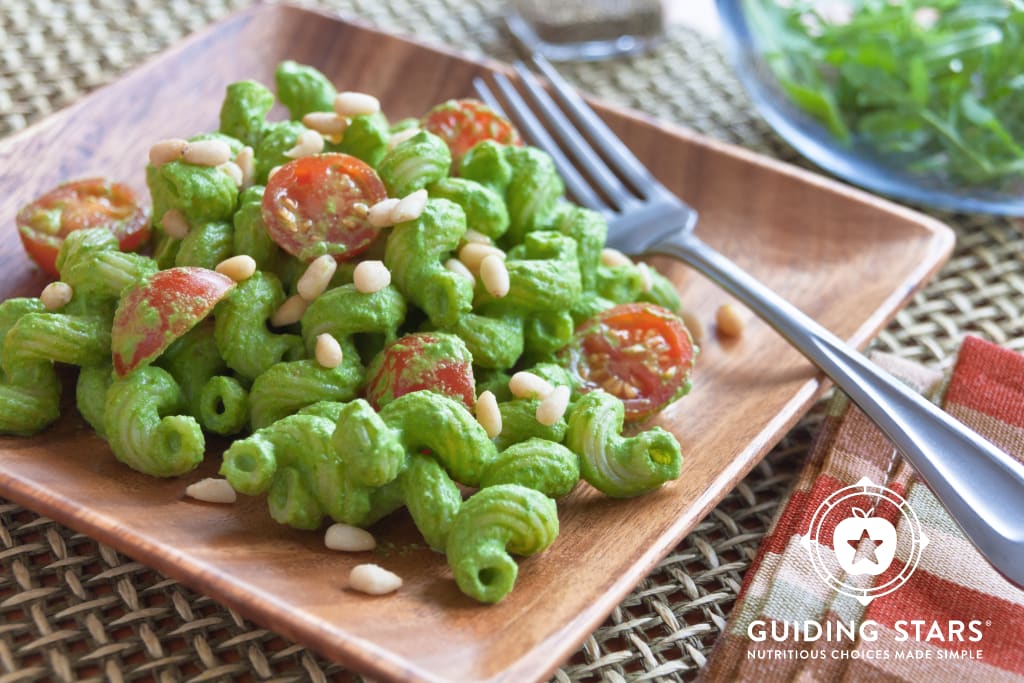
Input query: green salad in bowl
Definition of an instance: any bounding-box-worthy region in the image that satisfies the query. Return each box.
[717,0,1024,214]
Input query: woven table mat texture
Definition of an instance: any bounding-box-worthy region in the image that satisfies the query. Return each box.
[0,0,1021,681]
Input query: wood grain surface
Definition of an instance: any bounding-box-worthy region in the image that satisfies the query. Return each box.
[0,6,954,683]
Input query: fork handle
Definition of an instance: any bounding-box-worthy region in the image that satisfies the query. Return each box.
[656,231,1024,587]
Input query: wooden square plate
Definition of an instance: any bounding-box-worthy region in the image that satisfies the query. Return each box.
[0,5,953,682]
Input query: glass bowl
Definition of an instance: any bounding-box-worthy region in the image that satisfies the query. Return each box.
[715,0,1024,216]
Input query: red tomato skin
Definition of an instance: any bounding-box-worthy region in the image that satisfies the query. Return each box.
[561,303,696,422]
[16,178,149,278]
[261,153,387,262]
[422,99,522,164]
[111,267,235,377]
[364,332,475,411]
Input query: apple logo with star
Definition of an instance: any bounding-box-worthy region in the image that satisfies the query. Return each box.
[832,507,898,575]
[801,477,929,605]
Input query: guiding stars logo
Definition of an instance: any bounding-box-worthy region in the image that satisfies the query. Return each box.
[802,476,929,605]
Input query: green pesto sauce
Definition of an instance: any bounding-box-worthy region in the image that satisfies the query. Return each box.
[148,159,238,227]
[3,60,695,605]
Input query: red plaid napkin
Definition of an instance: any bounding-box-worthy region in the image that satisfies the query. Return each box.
[702,336,1024,682]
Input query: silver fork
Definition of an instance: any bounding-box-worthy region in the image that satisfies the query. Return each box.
[475,56,1024,587]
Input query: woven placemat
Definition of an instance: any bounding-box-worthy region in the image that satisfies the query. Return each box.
[1,1,1022,681]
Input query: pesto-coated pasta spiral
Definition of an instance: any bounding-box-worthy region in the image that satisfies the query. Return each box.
[384,198,473,327]
[219,79,274,148]
[379,390,497,488]
[0,298,61,435]
[300,283,406,358]
[377,130,451,198]
[221,413,402,529]
[399,452,462,551]
[198,376,249,435]
[428,177,509,240]
[481,437,579,498]
[160,322,249,435]
[522,309,575,359]
[147,141,240,228]
[489,231,582,314]
[2,312,111,370]
[275,60,335,120]
[161,322,228,414]
[75,363,112,437]
[254,121,308,184]
[447,312,523,370]
[233,186,279,270]
[175,220,234,270]
[595,262,680,313]
[445,484,559,603]
[459,140,512,195]
[332,399,405,488]
[57,229,157,300]
[494,399,567,451]
[566,390,682,498]
[550,203,607,291]
[103,366,205,477]
[214,271,304,381]
[248,354,362,430]
[1,306,112,434]
[502,146,564,246]
[333,113,390,168]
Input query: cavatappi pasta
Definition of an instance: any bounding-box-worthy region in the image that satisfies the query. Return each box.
[2,61,698,603]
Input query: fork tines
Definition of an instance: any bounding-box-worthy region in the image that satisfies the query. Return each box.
[473,56,657,216]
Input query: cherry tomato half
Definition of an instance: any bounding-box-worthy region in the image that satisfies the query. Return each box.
[422,99,522,164]
[560,303,696,422]
[16,178,149,278]
[111,267,235,377]
[261,153,387,262]
[364,332,476,411]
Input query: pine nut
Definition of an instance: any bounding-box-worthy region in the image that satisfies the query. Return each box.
[716,303,744,338]
[325,523,375,552]
[297,254,338,301]
[349,563,402,595]
[390,189,428,223]
[387,127,420,150]
[353,260,391,293]
[458,242,505,272]
[149,138,188,166]
[480,254,510,298]
[162,209,190,239]
[509,371,553,400]
[334,91,380,118]
[536,385,570,426]
[637,262,653,293]
[236,146,255,188]
[600,248,632,268]
[219,161,244,188]
[182,139,232,167]
[445,258,474,282]
[185,478,236,504]
[271,294,308,327]
[368,197,400,228]
[315,333,344,369]
[462,229,491,245]
[268,165,283,180]
[40,282,73,310]
[302,111,349,137]
[681,309,703,341]
[215,255,257,282]
[284,129,325,159]
[475,390,502,438]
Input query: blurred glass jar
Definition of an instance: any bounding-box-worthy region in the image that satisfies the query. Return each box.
[506,0,666,61]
